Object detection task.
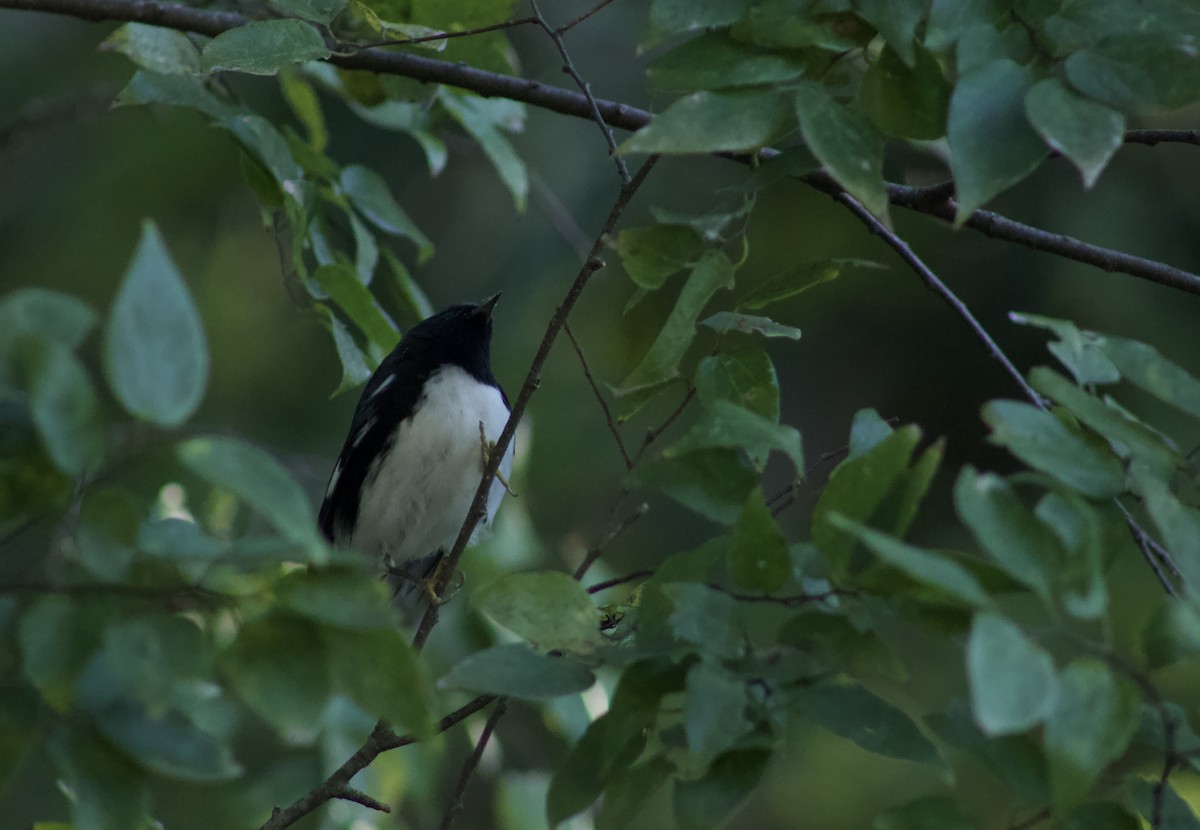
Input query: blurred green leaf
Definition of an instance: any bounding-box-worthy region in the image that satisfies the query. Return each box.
[1008,312,1119,386]
[382,248,435,322]
[177,435,323,555]
[664,583,744,659]
[638,448,758,524]
[684,661,750,761]
[856,0,926,65]
[102,22,201,75]
[104,221,208,428]
[0,686,37,792]
[731,2,862,50]
[49,725,150,830]
[795,82,890,224]
[620,250,736,396]
[201,20,331,75]
[340,164,434,260]
[981,400,1126,499]
[19,596,108,711]
[0,288,96,353]
[728,486,790,592]
[315,304,373,396]
[280,70,329,151]
[738,258,877,311]
[873,795,973,830]
[667,399,803,473]
[277,568,393,629]
[440,643,595,700]
[700,311,801,340]
[221,615,330,742]
[136,518,224,560]
[440,91,529,212]
[832,515,991,607]
[616,224,705,289]
[116,69,238,120]
[795,678,944,767]
[1094,334,1200,419]
[1044,659,1139,809]
[1059,802,1140,830]
[621,89,795,155]
[273,0,347,23]
[948,59,1047,220]
[812,424,920,573]
[967,612,1058,735]
[323,625,433,738]
[649,0,746,37]
[27,342,102,475]
[597,756,674,830]
[848,408,893,458]
[694,345,779,421]
[1066,33,1200,114]
[93,701,241,781]
[1134,473,1200,592]
[673,749,769,830]
[649,32,809,91]
[314,262,399,350]
[874,437,944,538]
[1025,78,1123,189]
[1128,777,1200,828]
[473,571,604,655]
[954,467,1059,601]
[1143,599,1200,668]
[860,43,950,140]
[928,701,1049,806]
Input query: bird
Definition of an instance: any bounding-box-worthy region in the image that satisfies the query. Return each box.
[318,294,513,600]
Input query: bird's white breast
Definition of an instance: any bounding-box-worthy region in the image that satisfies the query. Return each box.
[349,365,513,563]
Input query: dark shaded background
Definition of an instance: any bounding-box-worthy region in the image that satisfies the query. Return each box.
[4,3,1200,828]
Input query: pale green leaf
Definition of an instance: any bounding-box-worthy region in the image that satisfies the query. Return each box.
[473,571,605,655]
[441,643,595,700]
[201,20,331,75]
[967,612,1057,735]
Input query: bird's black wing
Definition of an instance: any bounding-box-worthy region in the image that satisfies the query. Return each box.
[318,343,431,543]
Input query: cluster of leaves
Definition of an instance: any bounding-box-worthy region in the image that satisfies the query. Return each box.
[630,0,1200,219]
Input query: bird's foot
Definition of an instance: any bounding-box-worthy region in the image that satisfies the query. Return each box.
[479,421,516,496]
[422,555,465,605]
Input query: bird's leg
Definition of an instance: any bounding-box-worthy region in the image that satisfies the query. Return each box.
[421,555,464,605]
[479,421,516,496]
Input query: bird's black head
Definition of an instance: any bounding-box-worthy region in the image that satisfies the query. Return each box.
[402,293,500,384]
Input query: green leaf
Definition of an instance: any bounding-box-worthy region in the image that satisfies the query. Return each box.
[1033,493,1108,621]
[597,756,675,830]
[313,262,399,350]
[0,686,38,793]
[738,258,876,311]
[19,597,107,711]
[728,487,791,592]
[1066,34,1200,115]
[796,679,944,767]
[947,59,1047,220]
[1044,659,1139,809]
[684,661,750,762]
[93,702,241,781]
[928,701,1049,807]
[473,571,605,655]
[694,345,779,421]
[1134,473,1200,592]
[700,311,801,340]
[1128,778,1200,829]
[832,515,992,607]
[873,437,944,539]
[1008,312,1119,386]
[102,22,201,75]
[860,43,950,140]
[621,89,795,155]
[856,0,927,65]
[673,749,769,830]
[649,0,747,37]
[953,466,1059,601]
[323,625,433,738]
[795,83,890,223]
[981,400,1126,499]
[273,0,347,24]
[177,436,324,555]
[280,69,329,150]
[967,612,1057,735]
[104,221,208,428]
[873,796,973,830]
[1025,78,1124,189]
[619,250,736,394]
[1059,802,1140,830]
[0,288,96,352]
[616,224,704,289]
[730,2,862,50]
[649,31,809,91]
[812,425,921,574]
[667,400,803,473]
[440,91,528,211]
[848,408,894,458]
[201,19,331,75]
[49,725,149,830]
[1143,599,1200,669]
[116,68,238,120]
[441,643,594,700]
[1029,366,1177,480]
[27,342,102,475]
[315,304,372,396]
[637,448,758,524]
[221,615,330,742]
[222,113,307,200]
[663,583,744,659]
[1093,334,1200,419]
[276,568,393,629]
[339,164,433,259]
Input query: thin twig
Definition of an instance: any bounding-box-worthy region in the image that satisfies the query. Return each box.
[333,787,390,813]
[573,502,648,580]
[1008,807,1052,830]
[261,694,496,830]
[411,154,659,651]
[631,386,697,466]
[834,192,1045,407]
[437,698,508,830]
[564,323,632,469]
[586,569,655,594]
[555,0,617,34]
[347,16,537,50]
[529,0,630,183]
[706,583,853,607]
[1117,501,1179,595]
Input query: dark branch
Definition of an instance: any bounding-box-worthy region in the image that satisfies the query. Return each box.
[572,502,648,580]
[437,698,508,830]
[564,322,632,470]
[586,569,655,594]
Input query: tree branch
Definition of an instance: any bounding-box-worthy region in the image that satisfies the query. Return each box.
[437,698,508,830]
[6,0,1200,295]
[564,322,632,469]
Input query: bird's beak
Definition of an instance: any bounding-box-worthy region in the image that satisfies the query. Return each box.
[477,292,502,319]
